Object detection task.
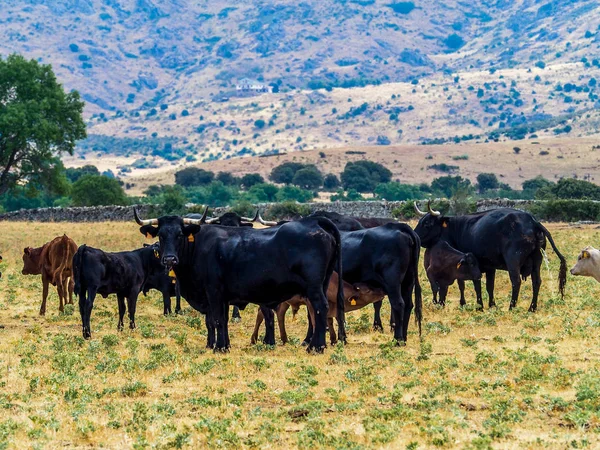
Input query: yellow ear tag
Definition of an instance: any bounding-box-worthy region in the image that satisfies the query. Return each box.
[583,251,590,259]
[442,221,448,228]
[188,235,195,243]
[146,232,152,239]
[350,298,357,306]
[456,262,462,269]
[168,269,176,278]
[154,250,159,258]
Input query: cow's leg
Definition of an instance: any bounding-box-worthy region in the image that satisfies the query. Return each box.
[508,266,522,310]
[251,307,264,345]
[439,285,448,307]
[306,288,328,353]
[486,270,496,308]
[126,292,138,330]
[80,288,96,339]
[328,317,337,345]
[163,291,172,315]
[473,279,484,310]
[387,287,406,343]
[528,252,543,313]
[40,273,49,316]
[302,307,314,346]
[231,306,241,322]
[117,294,126,331]
[431,280,439,305]
[213,300,230,352]
[174,282,181,314]
[68,277,74,305]
[401,275,415,342]
[372,301,384,331]
[205,315,216,349]
[260,306,276,346]
[56,280,65,313]
[276,303,291,344]
[457,279,466,306]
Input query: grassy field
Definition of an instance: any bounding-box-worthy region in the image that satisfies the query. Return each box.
[0,221,599,449]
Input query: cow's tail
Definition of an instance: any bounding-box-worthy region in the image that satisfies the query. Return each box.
[52,235,75,286]
[398,224,423,336]
[314,217,345,336]
[537,223,567,299]
[73,245,85,296]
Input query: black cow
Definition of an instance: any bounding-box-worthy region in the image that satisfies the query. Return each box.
[73,244,175,339]
[185,209,258,321]
[135,210,345,353]
[424,241,482,306]
[142,243,181,314]
[309,211,398,331]
[413,202,567,311]
[303,223,422,344]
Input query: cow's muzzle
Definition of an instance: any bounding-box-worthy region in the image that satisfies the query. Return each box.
[162,255,179,266]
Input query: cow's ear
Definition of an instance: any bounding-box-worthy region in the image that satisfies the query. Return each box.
[24,247,30,255]
[582,250,591,259]
[139,225,158,238]
[183,224,201,237]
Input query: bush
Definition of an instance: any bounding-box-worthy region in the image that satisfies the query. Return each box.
[275,186,314,203]
[156,186,187,215]
[265,202,311,221]
[216,172,239,186]
[323,174,340,190]
[66,165,100,183]
[330,189,366,202]
[340,161,392,192]
[374,182,423,201]
[240,173,264,189]
[292,166,323,190]
[175,168,214,187]
[545,178,600,200]
[254,119,266,129]
[476,173,500,193]
[246,183,279,202]
[431,176,472,198]
[444,34,464,50]
[270,162,310,184]
[527,200,600,222]
[387,2,415,14]
[428,163,458,173]
[71,175,128,207]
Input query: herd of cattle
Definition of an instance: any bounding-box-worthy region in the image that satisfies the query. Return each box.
[9,202,598,353]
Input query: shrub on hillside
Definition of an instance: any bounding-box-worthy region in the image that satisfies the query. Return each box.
[175,168,214,187]
[341,161,392,192]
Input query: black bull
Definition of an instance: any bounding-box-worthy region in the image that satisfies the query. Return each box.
[413,205,567,311]
[136,211,345,353]
[73,244,176,339]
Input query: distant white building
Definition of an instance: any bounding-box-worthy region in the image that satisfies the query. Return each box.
[235,78,271,94]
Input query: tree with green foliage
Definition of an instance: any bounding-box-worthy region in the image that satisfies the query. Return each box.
[71,175,128,206]
[522,176,553,198]
[157,185,187,215]
[216,172,239,186]
[275,185,314,203]
[66,165,100,183]
[0,54,86,196]
[542,178,600,200]
[431,176,472,198]
[270,162,307,184]
[174,167,214,187]
[240,173,264,189]
[323,174,340,190]
[292,166,323,190]
[246,183,279,202]
[341,161,392,192]
[476,173,500,193]
[374,182,423,201]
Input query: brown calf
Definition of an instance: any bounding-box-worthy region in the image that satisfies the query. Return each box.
[251,272,386,345]
[22,235,78,315]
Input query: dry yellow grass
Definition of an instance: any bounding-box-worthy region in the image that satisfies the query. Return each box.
[0,221,599,448]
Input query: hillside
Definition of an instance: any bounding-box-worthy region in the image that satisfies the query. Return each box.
[2,0,600,177]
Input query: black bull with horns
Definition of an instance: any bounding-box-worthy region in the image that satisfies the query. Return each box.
[134,209,345,352]
[413,201,567,311]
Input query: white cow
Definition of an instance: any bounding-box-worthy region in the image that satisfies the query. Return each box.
[571,246,600,282]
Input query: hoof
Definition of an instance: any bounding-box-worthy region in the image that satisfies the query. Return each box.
[129,322,136,330]
[117,324,124,332]
[83,330,91,340]
[489,302,497,309]
[306,345,325,354]
[301,340,310,347]
[213,346,230,354]
[231,317,241,323]
[372,324,384,332]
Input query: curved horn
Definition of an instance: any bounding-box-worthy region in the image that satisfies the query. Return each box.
[183,206,208,225]
[205,216,220,224]
[257,210,278,226]
[134,208,158,226]
[240,209,260,223]
[427,200,441,216]
[413,202,427,217]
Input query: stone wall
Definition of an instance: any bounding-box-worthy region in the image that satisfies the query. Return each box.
[0,199,546,222]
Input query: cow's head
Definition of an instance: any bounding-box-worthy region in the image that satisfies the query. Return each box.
[456,253,482,281]
[571,247,600,281]
[22,247,42,275]
[135,209,201,268]
[413,201,448,247]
